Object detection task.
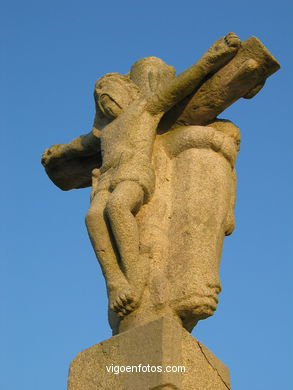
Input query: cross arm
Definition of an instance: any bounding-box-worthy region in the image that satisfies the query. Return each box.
[42,129,102,191]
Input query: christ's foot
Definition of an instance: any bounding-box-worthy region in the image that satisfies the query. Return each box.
[108,280,139,317]
[202,32,241,73]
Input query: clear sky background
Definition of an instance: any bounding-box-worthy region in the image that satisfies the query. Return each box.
[1,1,292,389]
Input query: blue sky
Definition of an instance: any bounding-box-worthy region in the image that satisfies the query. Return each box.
[1,1,292,389]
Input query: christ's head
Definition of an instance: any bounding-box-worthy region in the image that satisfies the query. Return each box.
[94,73,141,119]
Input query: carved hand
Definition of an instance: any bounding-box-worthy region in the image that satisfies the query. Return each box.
[201,32,241,72]
[41,143,67,167]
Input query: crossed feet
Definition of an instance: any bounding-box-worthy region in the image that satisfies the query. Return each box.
[108,277,139,317]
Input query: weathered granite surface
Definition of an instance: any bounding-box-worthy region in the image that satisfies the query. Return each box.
[42,33,279,332]
[68,317,230,390]
[41,33,280,389]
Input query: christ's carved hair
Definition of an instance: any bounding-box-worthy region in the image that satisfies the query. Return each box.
[94,73,141,119]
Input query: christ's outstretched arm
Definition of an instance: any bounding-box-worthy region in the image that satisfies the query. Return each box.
[41,130,101,168]
[146,33,240,116]
[41,105,111,169]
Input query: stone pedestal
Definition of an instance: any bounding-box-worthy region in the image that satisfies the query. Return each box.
[68,317,230,390]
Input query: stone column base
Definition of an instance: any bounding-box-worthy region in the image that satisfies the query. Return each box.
[67,317,230,390]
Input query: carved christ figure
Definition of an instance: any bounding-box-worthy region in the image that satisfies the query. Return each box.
[42,33,241,317]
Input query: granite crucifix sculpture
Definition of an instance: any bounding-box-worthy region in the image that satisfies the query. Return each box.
[42,33,280,389]
[42,33,279,336]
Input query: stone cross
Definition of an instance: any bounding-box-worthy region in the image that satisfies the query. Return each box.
[42,33,279,389]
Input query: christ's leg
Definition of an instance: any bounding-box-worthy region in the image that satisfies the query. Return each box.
[106,180,145,316]
[85,190,136,317]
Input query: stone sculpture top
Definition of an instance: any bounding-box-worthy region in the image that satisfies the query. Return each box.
[42,33,280,334]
